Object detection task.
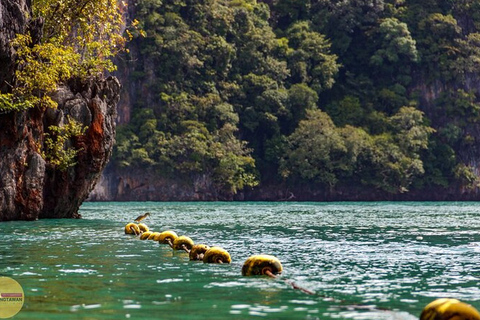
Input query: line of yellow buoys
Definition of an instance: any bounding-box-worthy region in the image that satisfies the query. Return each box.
[124,220,301,289]
[124,219,480,319]
[125,223,236,264]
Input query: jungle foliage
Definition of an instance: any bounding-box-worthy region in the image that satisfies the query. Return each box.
[115,0,480,195]
[1,0,126,112]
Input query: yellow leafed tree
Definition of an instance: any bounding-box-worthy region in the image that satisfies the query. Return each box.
[0,0,127,112]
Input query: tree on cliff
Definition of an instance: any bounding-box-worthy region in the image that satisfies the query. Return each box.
[1,0,124,112]
[0,0,123,220]
[280,107,434,193]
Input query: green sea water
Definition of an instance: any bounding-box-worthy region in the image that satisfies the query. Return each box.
[1,202,480,319]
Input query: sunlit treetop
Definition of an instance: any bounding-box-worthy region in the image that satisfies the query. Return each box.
[0,0,136,112]
[33,0,126,73]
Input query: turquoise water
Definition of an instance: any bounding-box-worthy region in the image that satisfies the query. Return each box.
[1,202,480,319]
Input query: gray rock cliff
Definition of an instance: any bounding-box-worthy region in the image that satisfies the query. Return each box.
[0,0,120,220]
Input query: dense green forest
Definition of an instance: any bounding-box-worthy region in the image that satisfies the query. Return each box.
[113,0,480,198]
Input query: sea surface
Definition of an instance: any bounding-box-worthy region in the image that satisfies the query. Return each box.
[1,202,480,319]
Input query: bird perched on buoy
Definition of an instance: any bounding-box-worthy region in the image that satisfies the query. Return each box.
[134,212,150,223]
[420,298,480,320]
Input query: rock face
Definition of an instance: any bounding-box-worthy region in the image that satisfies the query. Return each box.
[0,0,29,93]
[0,1,120,220]
[0,77,120,221]
[89,167,225,202]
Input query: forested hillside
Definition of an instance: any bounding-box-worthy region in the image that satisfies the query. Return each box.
[97,0,480,200]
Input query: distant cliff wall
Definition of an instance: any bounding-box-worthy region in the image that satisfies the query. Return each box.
[0,1,120,220]
[89,167,233,201]
[89,167,480,202]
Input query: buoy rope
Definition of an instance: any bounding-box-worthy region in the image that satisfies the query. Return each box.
[181,244,190,253]
[264,270,315,295]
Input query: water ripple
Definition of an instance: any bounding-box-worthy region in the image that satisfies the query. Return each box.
[2,201,480,319]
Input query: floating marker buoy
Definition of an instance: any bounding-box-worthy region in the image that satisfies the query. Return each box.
[124,223,141,235]
[189,244,210,261]
[148,232,161,240]
[173,236,195,252]
[203,247,231,264]
[152,232,164,241]
[158,231,178,247]
[420,298,480,320]
[242,255,283,276]
[138,223,149,233]
[140,231,153,240]
[241,254,314,295]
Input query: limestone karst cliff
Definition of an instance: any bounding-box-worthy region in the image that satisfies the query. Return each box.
[0,0,120,220]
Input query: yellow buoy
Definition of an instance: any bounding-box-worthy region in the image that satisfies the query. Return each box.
[420,298,480,320]
[124,223,140,235]
[158,231,178,247]
[173,236,195,252]
[138,223,149,233]
[147,232,161,240]
[242,255,283,276]
[152,232,164,242]
[139,231,153,240]
[189,244,210,261]
[241,254,313,294]
[203,247,231,264]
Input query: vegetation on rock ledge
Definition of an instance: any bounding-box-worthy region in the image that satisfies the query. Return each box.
[42,116,88,171]
[1,0,126,112]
